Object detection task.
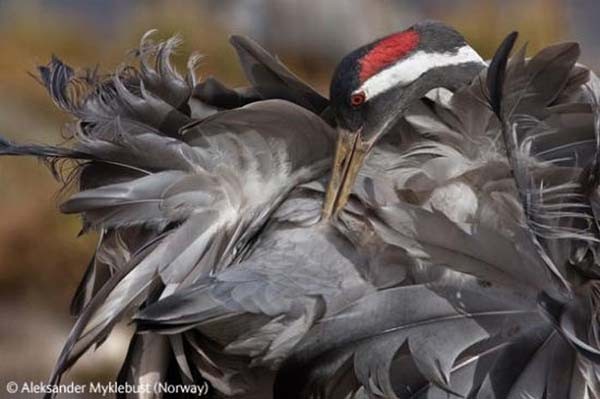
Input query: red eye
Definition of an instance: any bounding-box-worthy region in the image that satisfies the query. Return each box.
[350,91,366,107]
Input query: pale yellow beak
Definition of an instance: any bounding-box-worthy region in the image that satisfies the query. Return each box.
[322,129,369,220]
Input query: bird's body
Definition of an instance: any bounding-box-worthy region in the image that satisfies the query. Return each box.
[2,21,600,399]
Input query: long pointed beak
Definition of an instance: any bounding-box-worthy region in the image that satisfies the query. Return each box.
[322,129,369,220]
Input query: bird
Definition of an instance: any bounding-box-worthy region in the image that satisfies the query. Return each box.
[1,20,600,399]
[322,21,486,219]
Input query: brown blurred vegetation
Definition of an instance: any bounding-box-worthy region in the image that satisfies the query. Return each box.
[442,0,567,58]
[0,2,249,310]
[0,0,591,389]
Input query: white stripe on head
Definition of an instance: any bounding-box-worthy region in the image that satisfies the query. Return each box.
[356,45,485,100]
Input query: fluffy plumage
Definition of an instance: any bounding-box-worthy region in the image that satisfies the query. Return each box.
[2,26,600,399]
[2,31,336,398]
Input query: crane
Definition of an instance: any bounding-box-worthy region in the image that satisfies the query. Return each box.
[1,21,600,398]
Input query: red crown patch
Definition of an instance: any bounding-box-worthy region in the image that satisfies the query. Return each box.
[358,29,420,83]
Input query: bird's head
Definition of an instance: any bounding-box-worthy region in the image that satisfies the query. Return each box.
[322,21,486,218]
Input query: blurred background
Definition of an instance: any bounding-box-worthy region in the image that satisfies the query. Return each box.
[0,0,599,397]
